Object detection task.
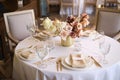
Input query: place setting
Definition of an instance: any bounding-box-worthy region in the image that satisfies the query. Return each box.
[16,45,39,61]
[26,21,56,41]
[57,44,106,71]
[61,54,93,70]
[32,43,53,68]
[58,51,104,71]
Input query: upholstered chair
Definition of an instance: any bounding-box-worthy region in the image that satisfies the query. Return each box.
[95,9,120,41]
[3,9,36,58]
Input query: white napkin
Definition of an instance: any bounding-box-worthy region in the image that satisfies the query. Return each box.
[69,54,86,68]
[20,51,36,60]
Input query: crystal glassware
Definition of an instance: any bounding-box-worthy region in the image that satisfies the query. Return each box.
[26,20,39,36]
[26,24,36,36]
[74,39,81,52]
[46,40,55,52]
[99,41,111,64]
[35,42,49,68]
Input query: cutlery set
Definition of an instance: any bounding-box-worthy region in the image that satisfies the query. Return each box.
[33,56,63,71]
[56,58,62,71]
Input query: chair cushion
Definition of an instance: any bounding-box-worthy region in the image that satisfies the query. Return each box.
[7,13,34,41]
[97,11,120,37]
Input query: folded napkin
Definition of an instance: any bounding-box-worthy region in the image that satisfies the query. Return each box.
[88,30,103,40]
[20,51,36,60]
[69,54,86,68]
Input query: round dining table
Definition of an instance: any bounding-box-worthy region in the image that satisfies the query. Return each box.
[13,33,120,80]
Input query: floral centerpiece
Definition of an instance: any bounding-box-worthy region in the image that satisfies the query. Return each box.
[42,13,90,46]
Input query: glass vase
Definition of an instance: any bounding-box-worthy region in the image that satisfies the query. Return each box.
[61,36,74,47]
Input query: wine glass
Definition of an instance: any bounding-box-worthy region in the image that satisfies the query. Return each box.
[99,41,111,64]
[35,42,49,68]
[46,40,55,52]
[98,29,105,36]
[34,19,40,32]
[35,41,48,58]
[26,20,39,36]
[74,40,81,52]
[26,24,36,36]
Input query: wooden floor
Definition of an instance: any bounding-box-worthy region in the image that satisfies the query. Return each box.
[0,6,96,80]
[0,57,13,79]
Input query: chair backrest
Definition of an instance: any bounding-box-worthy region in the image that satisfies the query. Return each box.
[95,9,120,37]
[47,0,60,5]
[4,9,35,42]
[46,0,60,14]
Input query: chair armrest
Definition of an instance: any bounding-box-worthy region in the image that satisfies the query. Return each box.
[7,33,19,45]
[113,31,120,40]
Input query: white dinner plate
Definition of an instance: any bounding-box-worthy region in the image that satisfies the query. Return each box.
[62,56,93,70]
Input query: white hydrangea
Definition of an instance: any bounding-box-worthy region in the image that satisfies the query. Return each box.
[42,17,52,30]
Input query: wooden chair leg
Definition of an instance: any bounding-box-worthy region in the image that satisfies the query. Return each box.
[0,61,9,78]
[0,66,6,77]
[0,59,12,78]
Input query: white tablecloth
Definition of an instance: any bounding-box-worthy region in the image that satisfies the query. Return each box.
[13,36,120,80]
[60,0,84,16]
